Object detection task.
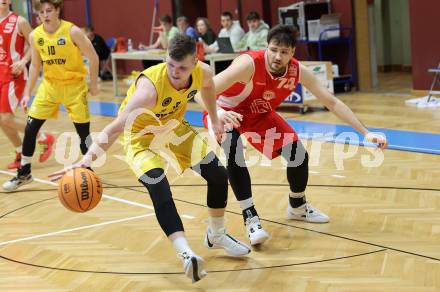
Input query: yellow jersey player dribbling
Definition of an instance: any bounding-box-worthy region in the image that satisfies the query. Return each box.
[3,0,99,191]
[50,34,250,283]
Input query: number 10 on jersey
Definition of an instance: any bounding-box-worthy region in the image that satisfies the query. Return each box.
[48,46,56,55]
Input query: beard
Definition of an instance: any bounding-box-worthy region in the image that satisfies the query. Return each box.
[268,61,286,75]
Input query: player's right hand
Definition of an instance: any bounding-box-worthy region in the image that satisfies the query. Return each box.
[90,85,99,96]
[48,156,92,182]
[219,110,243,130]
[365,132,388,150]
[210,118,225,143]
[20,95,30,113]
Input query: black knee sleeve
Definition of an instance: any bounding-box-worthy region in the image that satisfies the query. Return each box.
[139,168,184,236]
[221,129,252,200]
[73,122,91,155]
[278,141,309,193]
[22,116,46,157]
[192,152,228,209]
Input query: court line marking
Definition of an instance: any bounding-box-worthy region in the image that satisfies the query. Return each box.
[0,213,155,246]
[0,248,387,274]
[0,170,194,219]
[331,174,346,179]
[122,182,440,263]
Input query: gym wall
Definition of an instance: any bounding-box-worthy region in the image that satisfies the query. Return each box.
[409,0,440,90]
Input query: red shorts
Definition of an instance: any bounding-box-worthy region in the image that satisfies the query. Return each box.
[0,79,25,113]
[203,111,298,159]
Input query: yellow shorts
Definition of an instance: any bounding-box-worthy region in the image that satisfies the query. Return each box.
[122,120,210,178]
[29,79,90,123]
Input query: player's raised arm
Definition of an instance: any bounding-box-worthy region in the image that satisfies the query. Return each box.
[212,54,254,94]
[193,54,254,106]
[193,54,252,130]
[299,63,388,149]
[70,25,99,96]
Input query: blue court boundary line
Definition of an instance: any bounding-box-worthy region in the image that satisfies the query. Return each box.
[41,99,440,155]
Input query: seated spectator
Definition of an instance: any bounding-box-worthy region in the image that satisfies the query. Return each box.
[176,16,198,40]
[236,11,269,51]
[196,17,217,45]
[84,27,112,80]
[139,15,178,50]
[208,11,244,52]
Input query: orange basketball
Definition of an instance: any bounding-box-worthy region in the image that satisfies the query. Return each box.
[58,168,103,212]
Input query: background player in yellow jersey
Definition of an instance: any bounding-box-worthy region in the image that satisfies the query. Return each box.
[3,0,99,191]
[50,34,250,283]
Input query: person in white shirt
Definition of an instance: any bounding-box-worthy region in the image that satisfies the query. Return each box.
[207,11,244,53]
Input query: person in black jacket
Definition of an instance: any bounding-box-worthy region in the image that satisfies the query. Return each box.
[196,17,216,45]
[84,27,112,80]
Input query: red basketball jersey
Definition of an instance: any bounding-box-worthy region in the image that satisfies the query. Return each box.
[0,12,26,82]
[217,50,300,115]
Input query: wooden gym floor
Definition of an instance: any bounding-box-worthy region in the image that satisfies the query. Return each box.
[0,72,439,291]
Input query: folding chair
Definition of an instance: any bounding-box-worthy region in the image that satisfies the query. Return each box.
[427,62,440,103]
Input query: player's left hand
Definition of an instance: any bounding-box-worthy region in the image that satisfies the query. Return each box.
[219,110,243,130]
[10,60,26,76]
[365,132,388,150]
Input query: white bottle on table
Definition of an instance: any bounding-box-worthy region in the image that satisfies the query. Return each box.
[127,38,133,51]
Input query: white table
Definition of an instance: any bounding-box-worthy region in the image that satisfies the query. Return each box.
[204,53,239,71]
[111,51,239,96]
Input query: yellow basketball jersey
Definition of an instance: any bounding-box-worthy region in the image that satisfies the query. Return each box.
[119,62,203,135]
[33,20,87,83]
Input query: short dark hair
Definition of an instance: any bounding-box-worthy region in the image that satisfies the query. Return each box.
[221,11,233,19]
[168,33,196,61]
[246,11,260,21]
[267,24,298,48]
[176,16,188,24]
[160,15,172,24]
[34,0,63,10]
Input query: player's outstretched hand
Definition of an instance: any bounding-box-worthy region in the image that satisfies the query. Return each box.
[219,110,243,130]
[365,132,388,150]
[48,156,92,182]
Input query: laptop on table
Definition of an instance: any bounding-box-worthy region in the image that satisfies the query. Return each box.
[217,37,235,53]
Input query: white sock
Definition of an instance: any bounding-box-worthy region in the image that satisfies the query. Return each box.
[238,197,254,210]
[172,237,193,255]
[21,155,32,166]
[15,145,22,153]
[289,191,305,199]
[37,132,46,142]
[208,216,225,234]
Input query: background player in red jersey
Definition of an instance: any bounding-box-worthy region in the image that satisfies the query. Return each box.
[201,25,388,246]
[0,0,53,169]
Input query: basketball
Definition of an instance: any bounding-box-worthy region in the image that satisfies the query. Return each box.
[58,168,103,212]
